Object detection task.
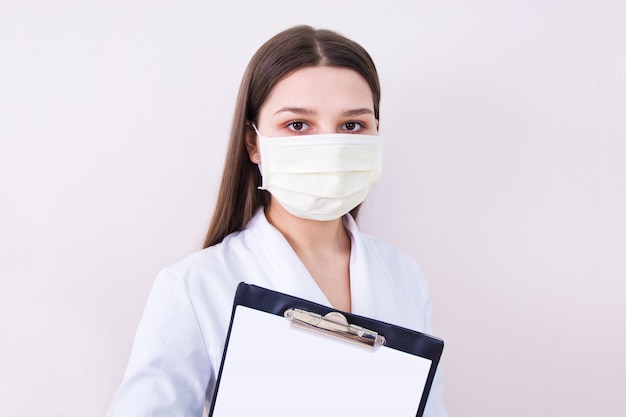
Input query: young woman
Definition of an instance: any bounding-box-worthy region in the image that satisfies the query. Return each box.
[107,25,448,417]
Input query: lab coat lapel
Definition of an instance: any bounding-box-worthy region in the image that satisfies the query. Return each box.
[344,215,377,318]
[243,209,379,316]
[245,210,331,307]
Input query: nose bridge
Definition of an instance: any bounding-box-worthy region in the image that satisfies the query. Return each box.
[317,113,338,134]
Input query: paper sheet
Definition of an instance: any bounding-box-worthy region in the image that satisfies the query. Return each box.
[211,305,432,417]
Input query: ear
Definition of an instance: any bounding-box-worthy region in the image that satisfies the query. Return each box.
[244,123,260,164]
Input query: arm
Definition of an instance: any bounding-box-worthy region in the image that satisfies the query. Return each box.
[106,269,212,417]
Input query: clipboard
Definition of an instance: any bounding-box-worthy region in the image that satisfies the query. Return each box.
[208,283,444,417]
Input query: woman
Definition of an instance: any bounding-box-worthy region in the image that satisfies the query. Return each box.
[107,25,448,417]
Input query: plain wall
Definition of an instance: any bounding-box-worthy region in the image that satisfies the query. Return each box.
[1,1,624,416]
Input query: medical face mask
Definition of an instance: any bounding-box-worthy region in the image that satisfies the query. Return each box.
[252,125,383,221]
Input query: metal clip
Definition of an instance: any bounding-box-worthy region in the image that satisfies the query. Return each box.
[284,308,386,350]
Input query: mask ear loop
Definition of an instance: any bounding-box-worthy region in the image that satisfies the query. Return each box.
[249,123,266,186]
[250,123,263,138]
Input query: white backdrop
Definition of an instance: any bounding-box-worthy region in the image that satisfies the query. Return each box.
[1,1,624,416]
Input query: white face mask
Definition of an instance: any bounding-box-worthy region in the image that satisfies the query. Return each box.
[252,125,383,221]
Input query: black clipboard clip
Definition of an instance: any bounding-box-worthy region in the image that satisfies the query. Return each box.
[284,308,386,350]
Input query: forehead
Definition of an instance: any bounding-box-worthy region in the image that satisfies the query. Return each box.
[261,66,374,114]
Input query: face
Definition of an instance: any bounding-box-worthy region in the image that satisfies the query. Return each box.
[247,66,378,161]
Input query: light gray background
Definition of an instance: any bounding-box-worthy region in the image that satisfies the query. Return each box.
[1,1,624,416]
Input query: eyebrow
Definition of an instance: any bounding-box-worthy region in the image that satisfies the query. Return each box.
[274,107,315,116]
[341,108,375,117]
[273,107,374,117]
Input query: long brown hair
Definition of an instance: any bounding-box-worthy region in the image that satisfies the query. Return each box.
[203,25,381,248]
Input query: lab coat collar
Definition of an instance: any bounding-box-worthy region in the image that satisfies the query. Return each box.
[243,208,377,317]
[342,214,377,318]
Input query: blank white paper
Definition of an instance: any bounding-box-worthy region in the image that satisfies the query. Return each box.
[211,305,432,417]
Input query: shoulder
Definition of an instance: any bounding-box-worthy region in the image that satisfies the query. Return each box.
[351,219,425,274]
[354,227,432,310]
[362,231,427,281]
[161,229,247,289]
[152,209,272,306]
[345,214,427,280]
[146,230,256,354]
[361,231,419,265]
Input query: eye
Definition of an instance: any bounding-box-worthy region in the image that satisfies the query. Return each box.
[342,121,364,132]
[287,121,309,132]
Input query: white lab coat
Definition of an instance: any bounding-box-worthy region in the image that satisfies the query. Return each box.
[106,208,448,417]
